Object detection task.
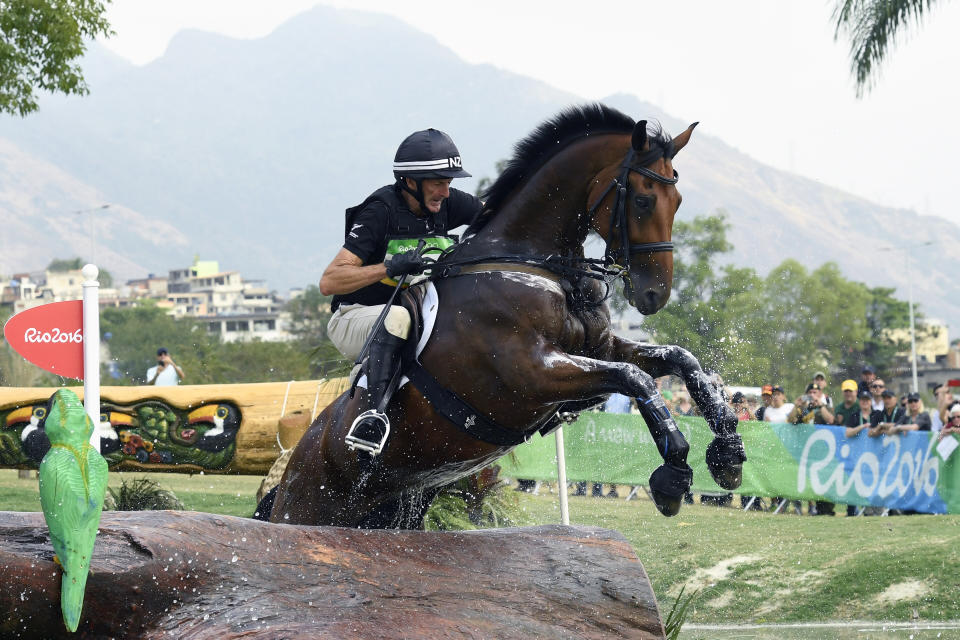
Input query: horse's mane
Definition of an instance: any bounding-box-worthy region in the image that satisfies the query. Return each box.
[466,104,672,236]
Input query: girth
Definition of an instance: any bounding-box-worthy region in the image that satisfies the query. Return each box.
[406,364,549,447]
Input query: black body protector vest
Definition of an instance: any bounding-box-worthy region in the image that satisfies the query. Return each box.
[331,184,458,311]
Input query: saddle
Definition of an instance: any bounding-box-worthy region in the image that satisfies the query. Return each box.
[390,282,606,447]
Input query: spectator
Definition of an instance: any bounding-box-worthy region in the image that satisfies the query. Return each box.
[755,385,773,420]
[763,385,794,423]
[938,405,960,442]
[812,372,833,408]
[731,392,751,421]
[845,390,874,433]
[146,348,184,386]
[894,392,932,433]
[674,393,696,417]
[868,378,886,411]
[844,390,875,515]
[933,383,958,430]
[787,383,835,425]
[661,389,675,414]
[858,365,877,396]
[869,389,904,437]
[833,380,860,426]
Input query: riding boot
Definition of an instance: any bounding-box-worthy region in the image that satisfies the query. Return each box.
[346,331,406,456]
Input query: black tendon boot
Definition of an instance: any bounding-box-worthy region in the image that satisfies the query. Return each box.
[639,395,694,517]
[346,331,406,456]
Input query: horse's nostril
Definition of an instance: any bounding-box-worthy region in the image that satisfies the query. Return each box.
[644,289,660,309]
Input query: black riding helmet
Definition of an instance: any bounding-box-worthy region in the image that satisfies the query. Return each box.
[393,129,471,212]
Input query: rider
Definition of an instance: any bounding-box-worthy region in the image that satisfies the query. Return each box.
[319,128,482,456]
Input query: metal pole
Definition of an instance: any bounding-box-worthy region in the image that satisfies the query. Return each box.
[554,427,570,525]
[907,253,919,393]
[82,264,100,450]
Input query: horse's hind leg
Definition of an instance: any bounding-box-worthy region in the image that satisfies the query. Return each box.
[357,486,443,530]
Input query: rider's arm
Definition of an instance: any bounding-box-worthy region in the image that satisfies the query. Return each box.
[319,247,388,296]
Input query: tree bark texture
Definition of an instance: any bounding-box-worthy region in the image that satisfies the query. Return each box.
[0,510,664,639]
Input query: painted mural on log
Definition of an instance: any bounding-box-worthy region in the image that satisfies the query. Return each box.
[0,394,241,471]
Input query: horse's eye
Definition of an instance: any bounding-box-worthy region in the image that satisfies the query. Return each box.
[634,195,653,210]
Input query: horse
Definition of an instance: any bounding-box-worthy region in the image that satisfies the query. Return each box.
[264,104,746,528]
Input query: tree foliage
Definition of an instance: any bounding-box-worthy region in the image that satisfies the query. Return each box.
[640,212,922,396]
[0,0,112,116]
[833,0,942,96]
[99,304,314,385]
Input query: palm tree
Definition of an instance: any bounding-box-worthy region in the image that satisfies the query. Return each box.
[833,0,943,96]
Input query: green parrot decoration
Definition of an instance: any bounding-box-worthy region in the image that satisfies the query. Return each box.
[38,389,109,633]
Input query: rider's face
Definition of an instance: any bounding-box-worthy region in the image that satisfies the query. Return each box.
[408,178,452,214]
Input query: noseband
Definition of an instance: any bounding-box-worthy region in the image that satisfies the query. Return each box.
[587,143,679,269]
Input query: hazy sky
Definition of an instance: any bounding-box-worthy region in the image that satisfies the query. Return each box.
[99,1,959,227]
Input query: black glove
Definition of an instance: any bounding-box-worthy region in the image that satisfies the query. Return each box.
[385,250,428,278]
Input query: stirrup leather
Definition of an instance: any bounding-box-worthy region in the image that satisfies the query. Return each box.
[345,410,391,456]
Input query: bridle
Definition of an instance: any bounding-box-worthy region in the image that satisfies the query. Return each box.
[587,142,678,271]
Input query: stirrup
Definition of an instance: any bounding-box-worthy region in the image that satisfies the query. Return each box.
[345,409,391,457]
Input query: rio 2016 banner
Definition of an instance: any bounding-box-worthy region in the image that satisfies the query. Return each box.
[498,413,960,514]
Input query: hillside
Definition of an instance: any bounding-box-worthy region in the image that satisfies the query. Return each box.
[0,4,954,331]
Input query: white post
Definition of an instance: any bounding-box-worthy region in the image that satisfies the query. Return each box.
[81,264,100,451]
[554,427,570,525]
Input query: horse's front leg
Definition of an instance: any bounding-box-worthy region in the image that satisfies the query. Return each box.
[610,337,746,490]
[517,349,692,516]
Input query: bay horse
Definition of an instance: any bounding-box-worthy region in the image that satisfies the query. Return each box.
[265,104,745,528]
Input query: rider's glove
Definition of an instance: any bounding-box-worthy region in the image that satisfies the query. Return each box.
[385,250,428,278]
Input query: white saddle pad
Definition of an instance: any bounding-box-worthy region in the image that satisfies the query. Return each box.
[356,280,439,389]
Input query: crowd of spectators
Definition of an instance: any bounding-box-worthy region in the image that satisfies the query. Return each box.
[518,366,960,512]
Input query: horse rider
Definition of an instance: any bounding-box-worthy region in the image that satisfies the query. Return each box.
[319,128,482,456]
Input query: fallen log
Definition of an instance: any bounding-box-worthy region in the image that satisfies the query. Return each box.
[0,510,665,639]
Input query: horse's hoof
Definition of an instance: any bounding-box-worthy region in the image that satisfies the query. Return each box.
[648,463,693,517]
[706,435,746,490]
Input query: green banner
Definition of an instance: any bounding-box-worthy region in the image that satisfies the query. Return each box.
[498,413,960,514]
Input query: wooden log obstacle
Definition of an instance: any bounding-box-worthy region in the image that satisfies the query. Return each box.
[0,510,665,639]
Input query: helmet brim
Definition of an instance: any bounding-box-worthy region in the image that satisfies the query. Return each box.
[394,167,472,180]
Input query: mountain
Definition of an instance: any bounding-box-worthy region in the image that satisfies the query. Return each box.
[0,5,956,333]
[0,138,188,278]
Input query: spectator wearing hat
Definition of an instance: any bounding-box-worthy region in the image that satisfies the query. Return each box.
[788,383,834,425]
[812,372,833,408]
[833,380,861,426]
[858,366,877,396]
[843,390,876,515]
[845,390,875,433]
[762,385,794,423]
[869,389,904,436]
[146,348,184,386]
[730,392,751,421]
[755,385,773,421]
[868,378,886,412]
[938,404,960,442]
[894,393,932,433]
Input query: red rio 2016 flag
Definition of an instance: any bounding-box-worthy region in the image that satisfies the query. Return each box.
[3,300,84,380]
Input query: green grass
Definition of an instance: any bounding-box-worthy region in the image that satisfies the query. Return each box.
[516,488,960,627]
[0,469,262,517]
[4,470,959,633]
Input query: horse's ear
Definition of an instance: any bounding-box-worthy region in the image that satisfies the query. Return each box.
[631,120,648,151]
[670,122,699,157]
